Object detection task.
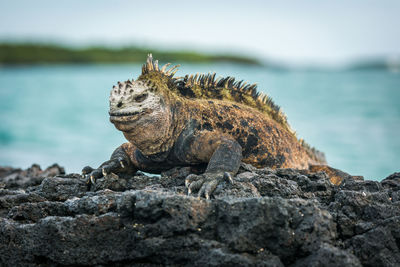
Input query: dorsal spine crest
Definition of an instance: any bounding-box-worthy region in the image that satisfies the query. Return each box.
[140,54,291,130]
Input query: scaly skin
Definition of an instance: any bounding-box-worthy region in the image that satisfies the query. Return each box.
[83,54,338,199]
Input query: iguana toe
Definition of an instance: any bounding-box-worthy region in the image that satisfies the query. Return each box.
[198,177,219,199]
[186,172,233,199]
[88,168,102,184]
[223,172,234,184]
[82,166,94,176]
[186,175,204,195]
[102,158,124,176]
[82,157,130,187]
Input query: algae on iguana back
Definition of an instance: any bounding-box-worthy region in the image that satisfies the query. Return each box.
[83,54,331,198]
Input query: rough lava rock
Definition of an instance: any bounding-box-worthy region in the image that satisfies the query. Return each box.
[0,163,399,266]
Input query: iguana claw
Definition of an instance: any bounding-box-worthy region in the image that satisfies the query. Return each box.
[119,160,125,168]
[90,174,96,185]
[82,157,131,186]
[185,172,233,199]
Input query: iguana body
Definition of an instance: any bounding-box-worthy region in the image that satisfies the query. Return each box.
[83,54,329,198]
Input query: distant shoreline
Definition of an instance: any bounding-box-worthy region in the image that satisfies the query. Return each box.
[0,43,261,66]
[1,42,398,71]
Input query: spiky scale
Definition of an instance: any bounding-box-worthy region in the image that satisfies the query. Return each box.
[161,63,171,73]
[169,68,179,77]
[166,65,180,76]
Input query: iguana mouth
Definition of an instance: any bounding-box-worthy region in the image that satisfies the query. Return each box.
[109,111,141,117]
[109,108,152,123]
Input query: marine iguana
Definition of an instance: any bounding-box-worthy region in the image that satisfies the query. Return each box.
[83,54,341,199]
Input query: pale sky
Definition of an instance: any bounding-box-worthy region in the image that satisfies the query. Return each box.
[1,0,400,65]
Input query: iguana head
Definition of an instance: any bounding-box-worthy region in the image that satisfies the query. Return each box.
[108,54,182,154]
[108,77,174,154]
[109,54,181,131]
[109,79,165,128]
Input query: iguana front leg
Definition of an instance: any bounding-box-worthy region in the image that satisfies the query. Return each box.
[180,131,242,199]
[82,143,138,185]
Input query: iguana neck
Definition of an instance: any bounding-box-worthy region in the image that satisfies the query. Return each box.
[122,99,189,157]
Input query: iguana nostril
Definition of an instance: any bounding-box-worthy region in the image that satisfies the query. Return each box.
[117,102,123,108]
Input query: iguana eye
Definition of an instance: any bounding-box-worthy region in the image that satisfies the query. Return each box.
[134,93,148,103]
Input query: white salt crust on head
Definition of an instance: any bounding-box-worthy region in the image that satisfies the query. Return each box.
[109,80,163,116]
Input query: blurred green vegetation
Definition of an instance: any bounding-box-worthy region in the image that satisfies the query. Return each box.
[0,43,261,65]
[347,59,400,71]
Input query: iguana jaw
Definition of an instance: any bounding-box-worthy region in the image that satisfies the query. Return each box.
[109,109,149,125]
[109,109,142,117]
[109,107,152,121]
[109,108,162,131]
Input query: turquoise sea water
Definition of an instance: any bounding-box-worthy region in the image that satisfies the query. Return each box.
[0,64,399,180]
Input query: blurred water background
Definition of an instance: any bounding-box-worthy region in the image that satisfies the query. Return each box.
[1,0,400,180]
[0,63,399,180]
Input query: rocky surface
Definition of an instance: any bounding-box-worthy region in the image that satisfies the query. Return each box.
[0,163,399,266]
